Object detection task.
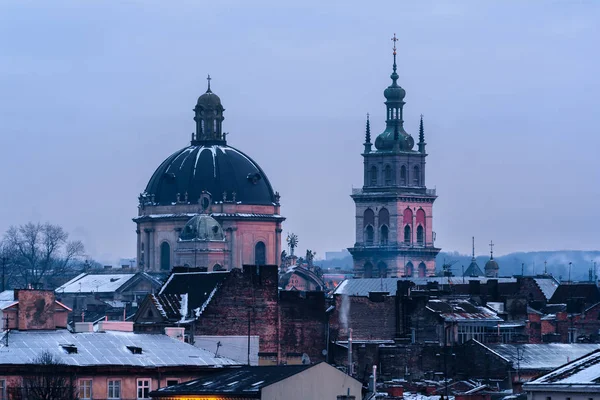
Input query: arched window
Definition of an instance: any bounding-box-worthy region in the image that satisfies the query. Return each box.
[370,166,378,186]
[201,120,205,133]
[416,225,424,245]
[418,262,427,278]
[365,225,374,245]
[400,165,407,186]
[213,264,225,271]
[378,208,389,227]
[377,262,388,278]
[403,208,413,224]
[160,242,171,271]
[380,225,389,245]
[213,120,217,133]
[364,262,373,278]
[413,165,420,186]
[405,262,414,277]
[404,225,411,244]
[364,209,375,226]
[384,165,392,185]
[255,241,266,265]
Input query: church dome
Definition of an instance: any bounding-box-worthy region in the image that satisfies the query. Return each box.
[197,90,222,108]
[180,214,225,241]
[485,258,499,271]
[144,144,276,206]
[384,80,406,102]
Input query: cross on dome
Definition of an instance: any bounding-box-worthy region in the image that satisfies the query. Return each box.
[391,33,398,55]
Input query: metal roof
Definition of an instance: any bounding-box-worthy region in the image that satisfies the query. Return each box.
[533,277,559,300]
[526,349,600,386]
[0,330,239,367]
[333,277,517,297]
[55,273,136,293]
[152,364,313,396]
[485,343,600,370]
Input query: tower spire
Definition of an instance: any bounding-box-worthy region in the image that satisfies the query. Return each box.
[489,240,495,260]
[472,236,476,260]
[418,114,426,153]
[391,33,399,84]
[364,113,372,153]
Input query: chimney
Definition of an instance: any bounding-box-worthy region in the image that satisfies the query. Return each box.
[16,290,56,330]
[74,322,94,333]
[165,327,185,341]
[97,321,134,332]
[488,279,499,301]
[348,328,353,376]
[469,280,481,296]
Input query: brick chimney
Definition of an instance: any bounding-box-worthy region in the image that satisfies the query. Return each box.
[16,290,56,330]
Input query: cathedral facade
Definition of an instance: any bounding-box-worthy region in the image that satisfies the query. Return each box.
[349,40,441,278]
[134,79,284,272]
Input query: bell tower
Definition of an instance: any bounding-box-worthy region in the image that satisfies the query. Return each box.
[348,35,441,278]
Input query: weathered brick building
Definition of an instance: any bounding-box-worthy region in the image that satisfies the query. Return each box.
[134,266,328,365]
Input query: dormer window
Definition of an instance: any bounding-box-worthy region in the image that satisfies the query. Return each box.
[127,346,143,354]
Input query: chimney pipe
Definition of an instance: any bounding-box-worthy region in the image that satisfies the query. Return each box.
[372,365,377,393]
[348,328,353,376]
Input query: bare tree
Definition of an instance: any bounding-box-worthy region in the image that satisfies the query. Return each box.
[22,351,78,400]
[4,222,84,288]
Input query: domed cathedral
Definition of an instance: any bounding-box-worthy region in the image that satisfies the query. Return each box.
[133,76,285,272]
[349,35,441,278]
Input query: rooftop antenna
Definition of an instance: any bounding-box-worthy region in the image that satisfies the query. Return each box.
[544,260,548,275]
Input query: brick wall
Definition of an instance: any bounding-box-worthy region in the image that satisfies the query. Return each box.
[194,265,279,355]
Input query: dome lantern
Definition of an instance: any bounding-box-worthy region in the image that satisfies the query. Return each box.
[192,75,226,145]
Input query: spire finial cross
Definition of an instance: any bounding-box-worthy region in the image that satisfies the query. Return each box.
[391,33,398,55]
[207,74,212,91]
[489,240,495,258]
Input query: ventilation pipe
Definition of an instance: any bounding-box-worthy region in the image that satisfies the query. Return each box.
[348,328,353,376]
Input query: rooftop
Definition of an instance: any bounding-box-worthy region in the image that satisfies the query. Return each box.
[152,364,313,397]
[55,272,156,294]
[525,349,600,387]
[481,342,600,370]
[0,330,238,367]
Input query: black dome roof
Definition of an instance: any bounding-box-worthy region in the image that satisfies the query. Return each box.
[145,144,276,206]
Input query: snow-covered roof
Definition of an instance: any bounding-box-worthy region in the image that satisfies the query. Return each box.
[0,330,239,367]
[524,350,600,390]
[55,273,136,293]
[533,277,560,300]
[485,343,600,370]
[0,290,16,310]
[333,277,517,297]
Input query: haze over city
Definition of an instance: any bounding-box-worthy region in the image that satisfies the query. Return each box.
[1,0,599,264]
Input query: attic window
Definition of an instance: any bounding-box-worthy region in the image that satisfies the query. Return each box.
[60,344,78,354]
[127,346,143,354]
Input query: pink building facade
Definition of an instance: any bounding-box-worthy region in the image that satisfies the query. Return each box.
[134,78,284,272]
[349,44,440,278]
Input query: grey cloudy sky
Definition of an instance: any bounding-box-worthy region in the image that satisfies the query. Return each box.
[1,1,599,264]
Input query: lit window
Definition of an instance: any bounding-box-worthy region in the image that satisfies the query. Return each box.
[79,380,92,400]
[108,380,121,399]
[137,379,151,399]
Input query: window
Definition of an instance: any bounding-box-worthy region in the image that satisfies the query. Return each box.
[364,209,375,226]
[384,165,392,185]
[380,225,389,245]
[166,380,179,387]
[378,208,389,227]
[160,242,171,271]
[413,165,420,186]
[108,380,121,399]
[405,262,414,277]
[79,379,92,400]
[213,263,225,271]
[0,380,5,400]
[418,262,427,278]
[365,225,374,245]
[254,241,266,265]
[137,379,151,399]
[377,262,388,278]
[370,166,377,186]
[364,263,373,278]
[416,225,424,245]
[400,165,407,185]
[404,225,411,244]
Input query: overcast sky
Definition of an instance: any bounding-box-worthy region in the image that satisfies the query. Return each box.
[1,1,599,264]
